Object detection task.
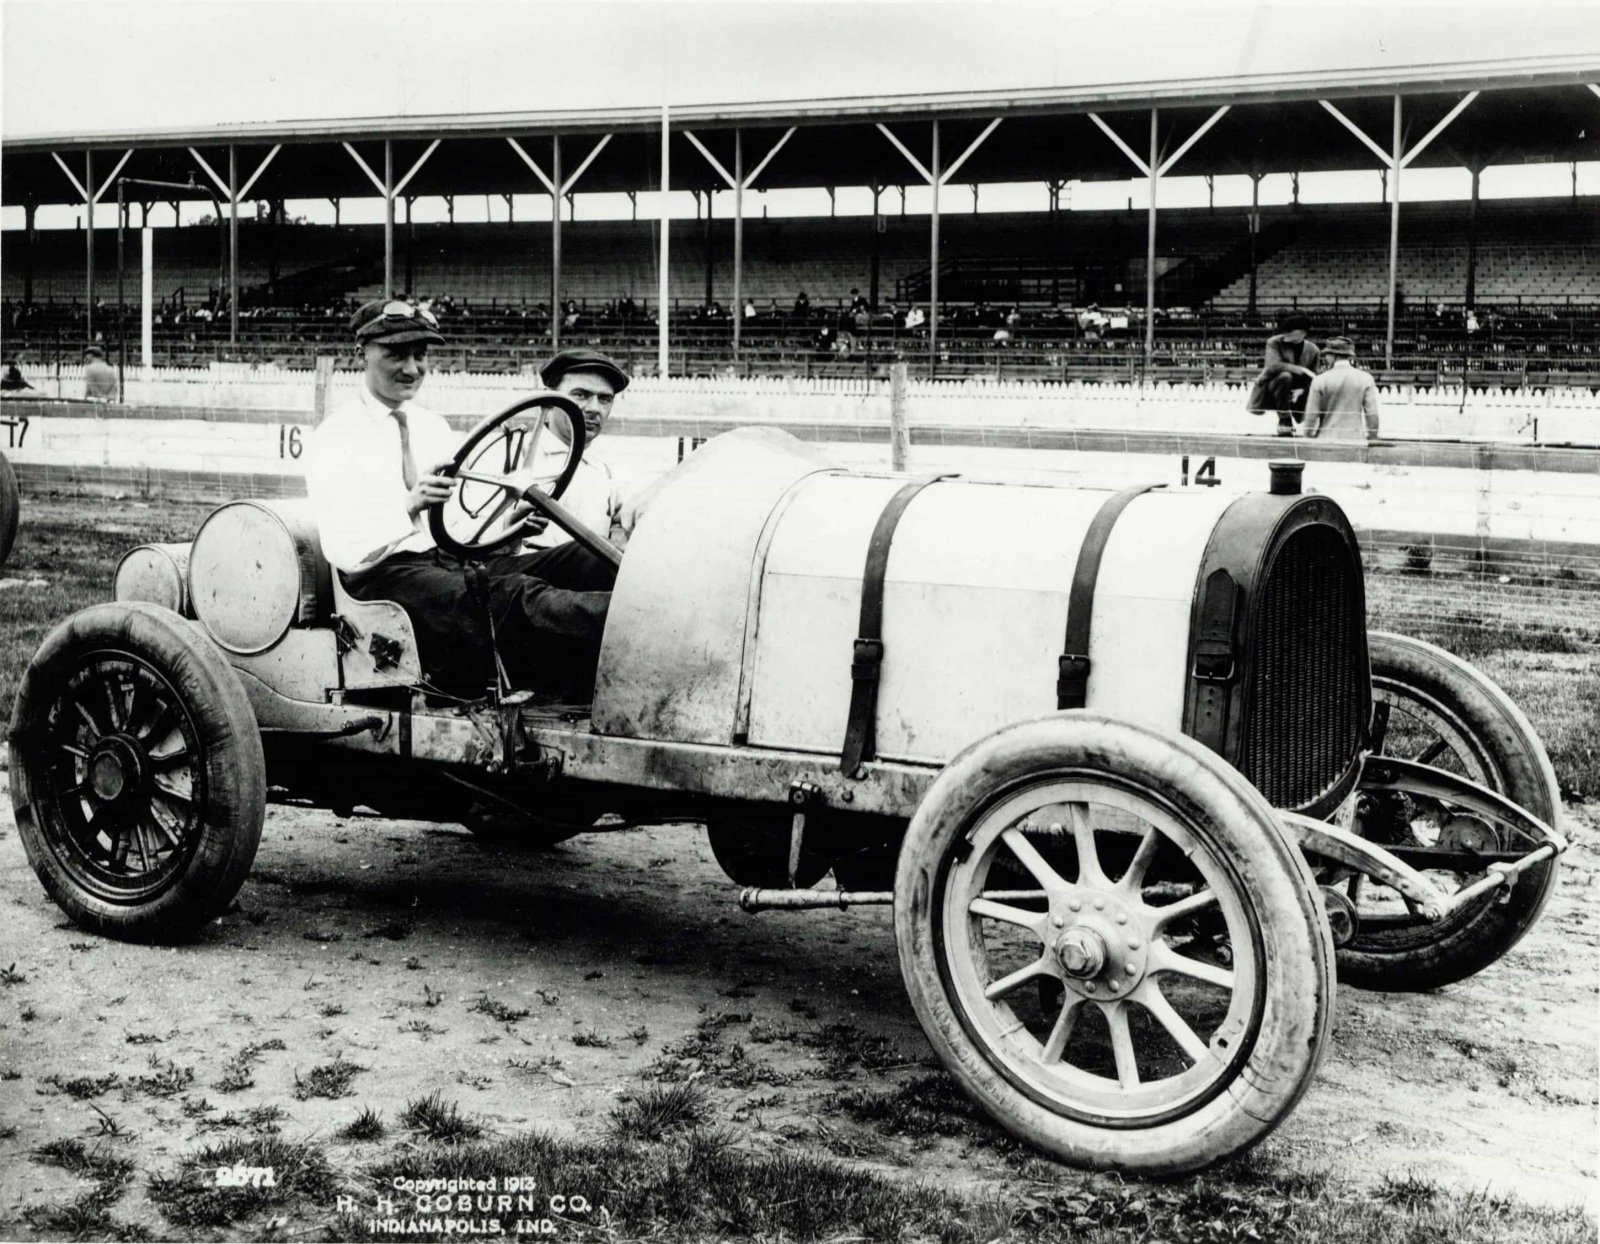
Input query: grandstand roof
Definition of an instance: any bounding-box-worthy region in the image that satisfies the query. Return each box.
[3,0,1597,212]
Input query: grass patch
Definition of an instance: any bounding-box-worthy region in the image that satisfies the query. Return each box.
[609,1081,712,1142]
[647,1012,799,1089]
[24,1137,145,1240]
[468,994,530,1024]
[336,1106,386,1141]
[398,1091,484,1143]
[147,1135,338,1229]
[0,499,216,712]
[128,1056,195,1099]
[214,1037,287,1093]
[43,1071,120,1099]
[293,1056,364,1100]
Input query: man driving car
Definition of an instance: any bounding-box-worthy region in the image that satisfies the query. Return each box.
[304,300,617,697]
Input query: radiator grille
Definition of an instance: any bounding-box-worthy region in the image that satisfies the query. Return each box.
[1238,526,1369,810]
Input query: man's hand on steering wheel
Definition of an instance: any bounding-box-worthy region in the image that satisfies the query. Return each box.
[405,460,457,518]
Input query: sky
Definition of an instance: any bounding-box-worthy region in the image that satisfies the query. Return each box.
[2,0,1598,228]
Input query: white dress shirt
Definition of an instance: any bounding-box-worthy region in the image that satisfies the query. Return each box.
[520,452,625,550]
[305,383,461,572]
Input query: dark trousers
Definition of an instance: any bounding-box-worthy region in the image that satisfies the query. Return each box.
[344,543,615,697]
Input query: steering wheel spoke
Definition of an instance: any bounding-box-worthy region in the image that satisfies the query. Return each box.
[428,393,587,559]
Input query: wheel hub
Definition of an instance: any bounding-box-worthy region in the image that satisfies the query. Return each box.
[87,736,148,810]
[1050,891,1150,996]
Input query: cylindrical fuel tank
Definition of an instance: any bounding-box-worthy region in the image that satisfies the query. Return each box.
[113,543,192,616]
[188,499,331,654]
[596,432,1369,813]
[741,475,1241,763]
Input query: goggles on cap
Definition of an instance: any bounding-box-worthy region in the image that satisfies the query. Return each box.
[357,300,439,338]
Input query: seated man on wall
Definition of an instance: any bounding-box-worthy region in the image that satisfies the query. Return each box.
[304,300,617,698]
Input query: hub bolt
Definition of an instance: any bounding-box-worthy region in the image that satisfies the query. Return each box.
[1055,928,1108,978]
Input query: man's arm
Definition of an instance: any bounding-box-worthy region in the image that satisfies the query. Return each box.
[1362,377,1381,440]
[306,420,425,571]
[1303,381,1326,438]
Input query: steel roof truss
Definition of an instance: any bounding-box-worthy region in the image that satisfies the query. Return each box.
[684,131,736,189]
[50,151,89,201]
[91,150,133,204]
[1156,106,1230,177]
[741,127,795,190]
[876,123,934,184]
[340,141,387,195]
[938,117,1002,186]
[1589,83,1600,101]
[1318,99,1395,167]
[391,139,440,197]
[236,144,283,201]
[1400,92,1479,169]
[561,134,611,193]
[505,137,556,194]
[1087,112,1150,176]
[188,147,231,195]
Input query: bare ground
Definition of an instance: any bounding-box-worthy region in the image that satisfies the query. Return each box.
[0,772,1596,1238]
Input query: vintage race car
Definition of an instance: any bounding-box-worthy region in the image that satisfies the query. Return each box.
[7,395,1566,1175]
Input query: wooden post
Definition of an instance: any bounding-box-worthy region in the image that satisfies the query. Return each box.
[312,354,336,425]
[890,361,910,471]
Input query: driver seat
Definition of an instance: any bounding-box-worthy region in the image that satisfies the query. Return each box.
[327,564,425,690]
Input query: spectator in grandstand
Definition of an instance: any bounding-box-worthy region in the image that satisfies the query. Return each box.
[904,305,926,332]
[850,288,871,317]
[1304,337,1380,442]
[1,359,33,391]
[519,348,634,553]
[304,300,616,697]
[792,290,811,321]
[743,298,757,320]
[82,345,118,401]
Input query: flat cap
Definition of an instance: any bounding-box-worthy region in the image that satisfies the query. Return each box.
[539,348,630,394]
[1322,336,1356,356]
[350,299,446,347]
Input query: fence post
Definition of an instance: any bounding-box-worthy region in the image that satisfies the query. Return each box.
[890,360,910,472]
[312,355,335,425]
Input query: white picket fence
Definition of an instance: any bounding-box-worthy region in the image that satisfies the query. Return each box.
[20,363,1600,442]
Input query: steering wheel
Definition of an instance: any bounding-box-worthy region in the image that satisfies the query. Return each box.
[428,392,618,566]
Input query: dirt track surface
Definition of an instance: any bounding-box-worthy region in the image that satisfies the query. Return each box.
[1,775,1597,1235]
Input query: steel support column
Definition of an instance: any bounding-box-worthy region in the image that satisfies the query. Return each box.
[1146,108,1158,371]
[1386,95,1401,368]
[1466,164,1481,309]
[384,141,394,300]
[659,104,670,379]
[929,121,941,376]
[86,151,94,340]
[733,129,744,356]
[552,135,563,349]
[228,145,238,345]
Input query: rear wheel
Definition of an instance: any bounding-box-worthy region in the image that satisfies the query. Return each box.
[8,602,265,942]
[1338,631,1560,990]
[0,450,18,568]
[896,713,1333,1174]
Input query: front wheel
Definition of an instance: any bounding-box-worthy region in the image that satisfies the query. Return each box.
[895,713,1334,1175]
[1336,631,1561,991]
[8,602,266,942]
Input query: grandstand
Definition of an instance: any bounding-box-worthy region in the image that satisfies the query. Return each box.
[4,197,1596,385]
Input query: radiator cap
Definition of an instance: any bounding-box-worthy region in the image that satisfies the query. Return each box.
[1269,461,1305,495]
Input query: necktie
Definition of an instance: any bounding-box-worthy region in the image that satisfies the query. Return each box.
[392,408,418,491]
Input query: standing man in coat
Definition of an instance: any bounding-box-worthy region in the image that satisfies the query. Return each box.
[1305,337,1381,442]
